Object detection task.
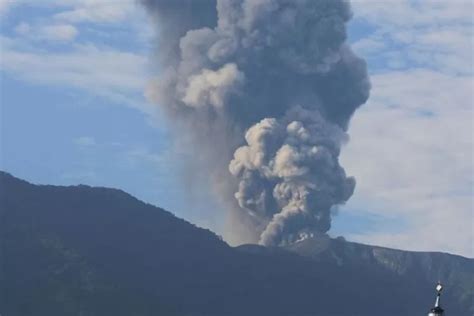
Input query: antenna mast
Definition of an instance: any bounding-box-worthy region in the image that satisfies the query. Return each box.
[428,282,444,316]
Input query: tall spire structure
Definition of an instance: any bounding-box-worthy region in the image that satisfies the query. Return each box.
[428,282,444,316]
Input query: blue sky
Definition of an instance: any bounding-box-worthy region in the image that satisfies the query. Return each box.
[1,0,472,256]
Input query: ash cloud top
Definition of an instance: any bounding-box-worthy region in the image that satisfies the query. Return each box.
[142,0,370,246]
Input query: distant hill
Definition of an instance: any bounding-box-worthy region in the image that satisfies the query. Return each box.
[1,171,472,316]
[285,233,474,313]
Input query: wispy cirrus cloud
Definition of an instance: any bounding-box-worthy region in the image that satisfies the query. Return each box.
[15,22,79,42]
[53,0,138,24]
[1,0,152,110]
[351,0,473,75]
[0,36,149,110]
[39,24,79,41]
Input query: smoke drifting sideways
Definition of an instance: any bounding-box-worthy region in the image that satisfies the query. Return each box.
[142,0,370,246]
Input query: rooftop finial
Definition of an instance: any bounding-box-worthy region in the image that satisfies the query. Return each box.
[428,282,444,316]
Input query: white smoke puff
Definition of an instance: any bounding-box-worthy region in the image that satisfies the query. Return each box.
[182,63,244,108]
[286,121,311,142]
[229,118,281,176]
[272,144,312,178]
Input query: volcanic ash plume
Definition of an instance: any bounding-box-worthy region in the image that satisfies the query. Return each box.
[142,0,370,246]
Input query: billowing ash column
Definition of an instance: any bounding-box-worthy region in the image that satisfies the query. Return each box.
[428,282,444,316]
[142,0,370,246]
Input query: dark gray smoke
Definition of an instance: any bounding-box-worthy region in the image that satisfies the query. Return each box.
[142,0,370,246]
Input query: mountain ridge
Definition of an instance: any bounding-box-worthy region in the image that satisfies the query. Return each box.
[1,171,472,315]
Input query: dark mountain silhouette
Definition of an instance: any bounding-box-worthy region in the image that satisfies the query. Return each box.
[1,171,472,316]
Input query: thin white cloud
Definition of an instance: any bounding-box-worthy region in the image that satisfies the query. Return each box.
[340,0,474,257]
[74,136,96,146]
[341,69,473,257]
[39,24,79,42]
[14,22,31,36]
[351,0,474,75]
[53,0,138,24]
[351,37,387,56]
[15,22,78,42]
[0,36,149,110]
[1,0,152,110]
[352,0,473,27]
[0,0,13,15]
[2,0,142,24]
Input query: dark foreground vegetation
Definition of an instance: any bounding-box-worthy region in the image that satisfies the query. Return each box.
[1,171,472,316]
